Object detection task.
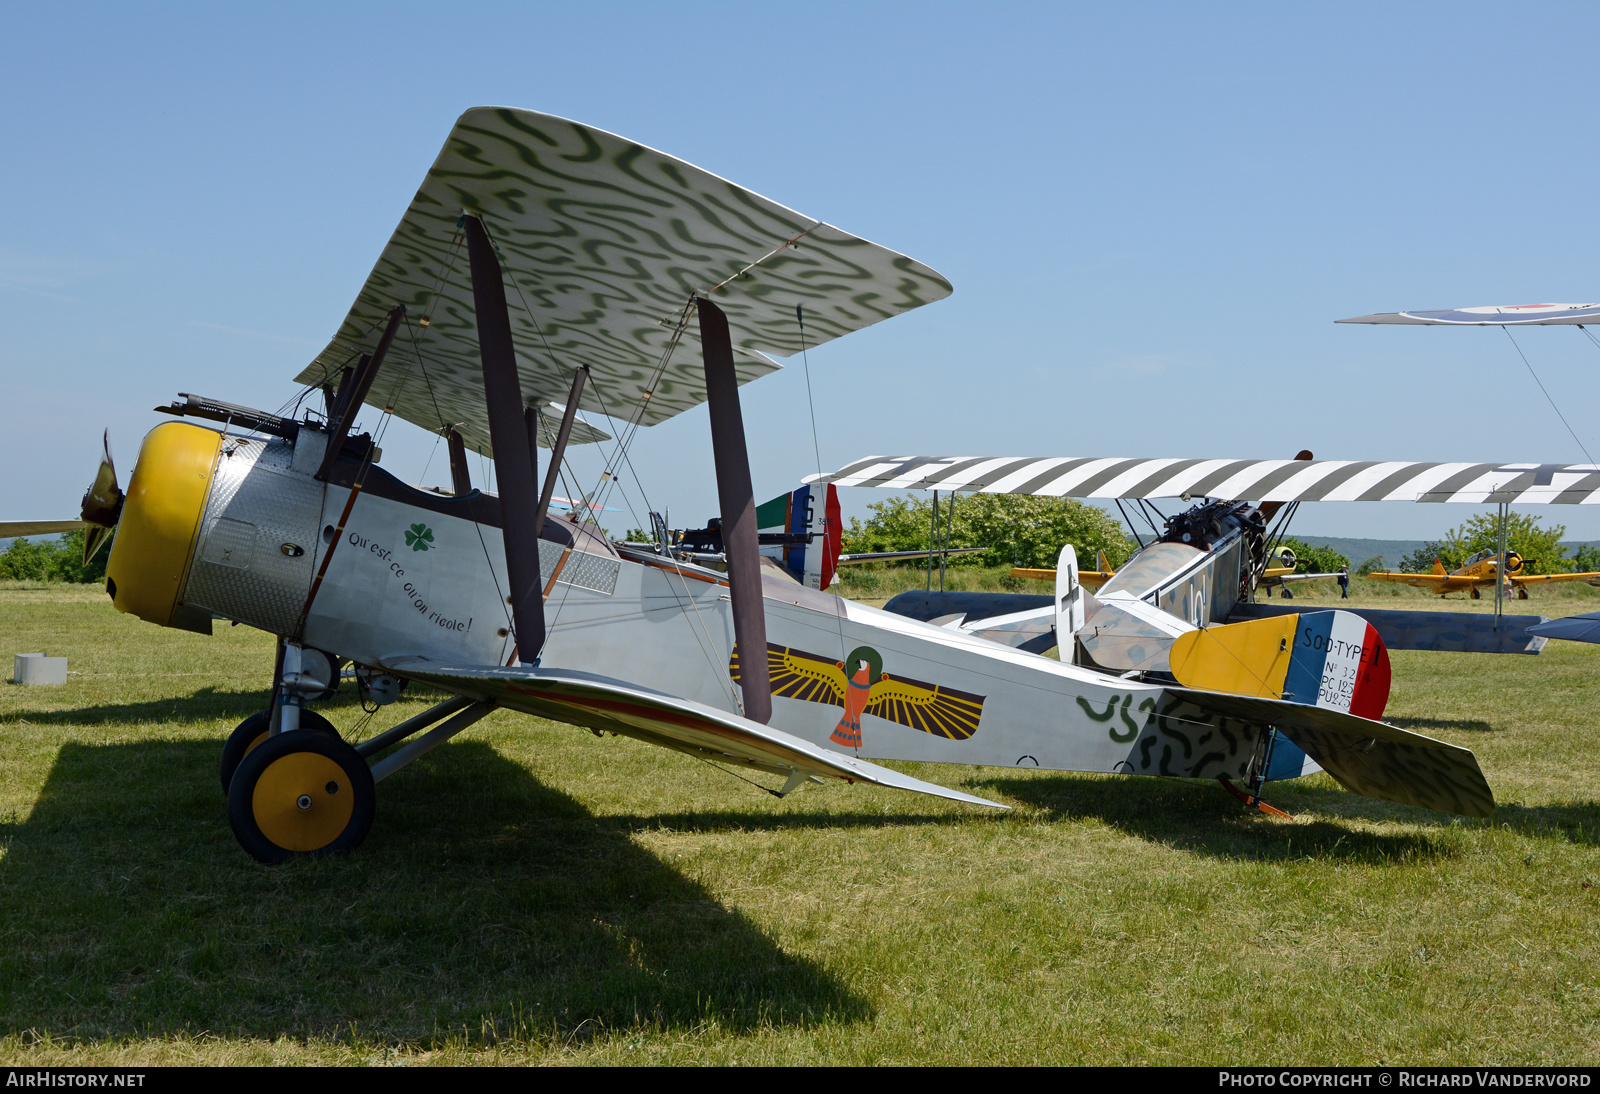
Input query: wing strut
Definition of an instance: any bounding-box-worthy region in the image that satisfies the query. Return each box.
[464,214,546,664]
[698,297,772,723]
[315,305,404,481]
[446,428,472,496]
[534,367,588,536]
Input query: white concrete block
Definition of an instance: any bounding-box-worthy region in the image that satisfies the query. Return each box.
[14,653,67,686]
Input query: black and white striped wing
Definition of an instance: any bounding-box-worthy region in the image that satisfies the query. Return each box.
[807,456,1600,505]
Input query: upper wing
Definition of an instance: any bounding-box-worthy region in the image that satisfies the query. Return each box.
[530,403,609,447]
[806,456,1600,505]
[1337,303,1600,326]
[383,659,1005,809]
[296,108,952,457]
[864,674,987,741]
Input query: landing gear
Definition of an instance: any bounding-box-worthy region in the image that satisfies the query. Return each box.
[1517,587,1529,600]
[227,731,375,863]
[1470,588,1481,599]
[221,644,497,862]
[1219,728,1293,818]
[220,708,338,795]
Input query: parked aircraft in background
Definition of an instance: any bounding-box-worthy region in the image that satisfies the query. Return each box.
[1366,550,1600,599]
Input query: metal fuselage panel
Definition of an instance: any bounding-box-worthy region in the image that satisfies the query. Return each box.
[181,434,323,635]
[301,488,518,667]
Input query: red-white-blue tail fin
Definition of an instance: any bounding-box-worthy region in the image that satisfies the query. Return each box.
[756,483,842,590]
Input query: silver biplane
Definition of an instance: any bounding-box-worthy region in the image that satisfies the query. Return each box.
[11,109,1505,861]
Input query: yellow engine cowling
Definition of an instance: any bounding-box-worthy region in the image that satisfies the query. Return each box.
[105,422,223,632]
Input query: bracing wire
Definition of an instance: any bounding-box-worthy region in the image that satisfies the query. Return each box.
[796,304,824,480]
[1115,499,1146,549]
[1503,326,1595,464]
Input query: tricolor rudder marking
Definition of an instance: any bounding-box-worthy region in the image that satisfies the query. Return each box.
[1283,610,1391,719]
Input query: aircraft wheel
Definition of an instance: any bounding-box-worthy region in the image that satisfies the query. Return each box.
[1470,588,1481,599]
[1518,588,1529,600]
[220,708,339,795]
[227,731,374,864]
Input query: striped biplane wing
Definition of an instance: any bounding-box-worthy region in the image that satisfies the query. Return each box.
[806,457,1600,505]
[296,108,952,458]
[1337,303,1600,326]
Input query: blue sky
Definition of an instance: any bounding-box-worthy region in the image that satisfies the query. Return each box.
[5,2,1599,543]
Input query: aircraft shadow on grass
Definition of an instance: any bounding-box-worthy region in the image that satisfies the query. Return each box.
[0,739,870,1043]
[1387,716,1497,735]
[980,773,1460,863]
[4,686,444,729]
[1482,802,1600,848]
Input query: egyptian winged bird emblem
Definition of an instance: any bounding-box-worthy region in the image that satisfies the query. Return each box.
[730,643,985,747]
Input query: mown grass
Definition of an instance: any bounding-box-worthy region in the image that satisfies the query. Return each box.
[2,580,1600,1065]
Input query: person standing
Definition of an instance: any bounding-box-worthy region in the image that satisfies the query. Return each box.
[1337,566,1349,599]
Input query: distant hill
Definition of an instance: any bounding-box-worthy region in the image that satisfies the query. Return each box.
[1294,536,1600,572]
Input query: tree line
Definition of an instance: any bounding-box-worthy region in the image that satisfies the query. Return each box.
[841,496,1599,578]
[0,530,108,583]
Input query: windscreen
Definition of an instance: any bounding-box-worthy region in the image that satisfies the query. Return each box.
[1098,542,1204,599]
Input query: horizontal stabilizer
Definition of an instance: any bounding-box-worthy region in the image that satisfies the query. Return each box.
[1171,688,1494,817]
[1229,603,1548,655]
[807,456,1600,505]
[383,659,1006,810]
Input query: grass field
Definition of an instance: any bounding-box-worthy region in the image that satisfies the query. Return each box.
[3,577,1600,1065]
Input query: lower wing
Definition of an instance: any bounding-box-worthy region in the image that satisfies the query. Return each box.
[383,658,1007,810]
[1008,567,1115,586]
[1512,571,1600,586]
[1364,572,1458,591]
[1171,687,1494,817]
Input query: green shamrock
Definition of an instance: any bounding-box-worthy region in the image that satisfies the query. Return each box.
[405,523,435,552]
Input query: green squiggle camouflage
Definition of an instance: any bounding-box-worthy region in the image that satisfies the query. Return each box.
[295,108,954,457]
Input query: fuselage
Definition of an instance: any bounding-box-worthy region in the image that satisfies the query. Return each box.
[104,419,1272,785]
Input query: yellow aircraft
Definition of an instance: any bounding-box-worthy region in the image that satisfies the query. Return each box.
[1365,550,1600,599]
[1010,549,1117,588]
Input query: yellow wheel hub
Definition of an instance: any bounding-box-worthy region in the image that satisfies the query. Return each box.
[251,750,355,852]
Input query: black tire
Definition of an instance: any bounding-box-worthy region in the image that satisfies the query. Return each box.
[227,731,375,864]
[219,708,339,796]
[1470,588,1481,599]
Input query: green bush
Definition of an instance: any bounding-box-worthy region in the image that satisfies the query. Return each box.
[842,493,1134,570]
[0,530,109,584]
[1275,537,1350,575]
